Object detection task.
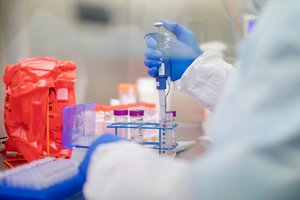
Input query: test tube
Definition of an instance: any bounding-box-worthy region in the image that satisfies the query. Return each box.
[95,104,105,136]
[161,112,173,157]
[103,106,115,133]
[166,110,176,157]
[129,109,144,143]
[113,109,128,138]
[139,102,157,122]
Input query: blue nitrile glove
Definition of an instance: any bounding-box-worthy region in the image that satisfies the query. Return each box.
[79,134,121,178]
[144,20,203,81]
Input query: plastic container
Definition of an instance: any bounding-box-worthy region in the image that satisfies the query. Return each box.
[166,110,176,157]
[0,158,84,199]
[118,84,138,105]
[129,109,144,143]
[102,106,115,134]
[139,102,159,143]
[139,102,157,122]
[137,77,158,109]
[160,112,173,157]
[114,109,128,138]
[95,104,105,136]
[62,102,96,149]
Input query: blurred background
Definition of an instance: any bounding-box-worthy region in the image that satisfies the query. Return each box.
[0,0,237,139]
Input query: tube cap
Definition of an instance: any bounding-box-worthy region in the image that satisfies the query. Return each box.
[166,110,176,117]
[118,84,137,92]
[129,109,144,116]
[139,102,156,108]
[114,109,128,116]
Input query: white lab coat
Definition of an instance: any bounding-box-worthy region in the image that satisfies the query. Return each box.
[84,0,300,199]
[175,50,234,111]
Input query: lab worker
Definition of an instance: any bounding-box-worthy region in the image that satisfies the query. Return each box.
[80,0,300,199]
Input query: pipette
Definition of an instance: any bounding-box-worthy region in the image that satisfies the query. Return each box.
[147,22,172,124]
[157,24,167,125]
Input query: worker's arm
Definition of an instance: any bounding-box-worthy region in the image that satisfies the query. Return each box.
[175,50,235,111]
[190,0,300,199]
[83,141,192,200]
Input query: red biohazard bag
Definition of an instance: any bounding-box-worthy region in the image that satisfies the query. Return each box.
[3,57,76,161]
[46,60,76,158]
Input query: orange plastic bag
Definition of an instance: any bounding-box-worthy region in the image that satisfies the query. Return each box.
[3,57,76,161]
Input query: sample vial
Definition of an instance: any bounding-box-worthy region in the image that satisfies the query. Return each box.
[113,109,128,138]
[102,106,115,133]
[139,102,158,143]
[118,84,138,105]
[129,109,144,143]
[166,110,176,157]
[95,104,105,136]
[139,102,157,122]
[161,112,173,157]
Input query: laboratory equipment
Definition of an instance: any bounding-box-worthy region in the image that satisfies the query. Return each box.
[160,112,174,157]
[102,105,115,134]
[136,77,158,107]
[129,109,144,143]
[166,110,177,157]
[107,121,177,155]
[145,22,173,148]
[144,20,202,81]
[103,106,114,122]
[139,102,157,122]
[95,104,139,137]
[118,83,138,104]
[95,104,105,136]
[0,158,84,199]
[62,102,96,150]
[114,109,128,138]
[95,104,115,136]
[139,102,159,142]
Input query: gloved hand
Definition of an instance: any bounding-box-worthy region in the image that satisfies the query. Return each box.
[144,20,203,81]
[79,134,121,178]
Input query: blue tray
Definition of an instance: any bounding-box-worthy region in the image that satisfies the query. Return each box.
[0,174,85,200]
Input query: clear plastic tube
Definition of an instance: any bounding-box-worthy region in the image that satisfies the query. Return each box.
[95,110,104,136]
[161,112,173,157]
[114,109,128,139]
[166,110,176,157]
[130,110,144,143]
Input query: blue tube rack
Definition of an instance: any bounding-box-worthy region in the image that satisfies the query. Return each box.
[107,122,178,154]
